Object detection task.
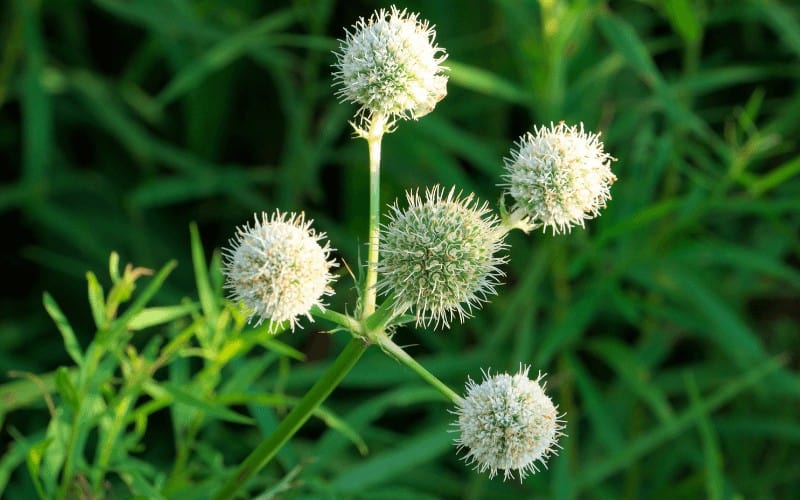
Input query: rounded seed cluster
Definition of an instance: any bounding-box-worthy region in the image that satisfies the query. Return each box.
[333,5,448,123]
[503,122,616,234]
[378,185,507,329]
[222,211,336,331]
[453,366,565,481]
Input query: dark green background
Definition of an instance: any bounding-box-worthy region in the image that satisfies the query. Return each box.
[2,0,799,498]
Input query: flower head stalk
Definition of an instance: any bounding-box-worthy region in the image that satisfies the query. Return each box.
[222,211,337,331]
[333,5,448,131]
[503,122,617,234]
[453,365,565,481]
[378,185,507,329]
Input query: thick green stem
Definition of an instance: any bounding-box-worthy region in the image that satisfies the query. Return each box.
[213,338,366,499]
[363,113,385,317]
[214,113,387,499]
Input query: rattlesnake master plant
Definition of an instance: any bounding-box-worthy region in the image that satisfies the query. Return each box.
[453,366,565,481]
[215,5,619,494]
[332,5,448,127]
[378,185,508,329]
[503,122,617,234]
[222,211,337,332]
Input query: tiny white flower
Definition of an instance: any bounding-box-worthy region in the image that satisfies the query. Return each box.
[453,365,565,481]
[333,5,448,125]
[222,211,337,331]
[378,185,507,329]
[503,122,617,234]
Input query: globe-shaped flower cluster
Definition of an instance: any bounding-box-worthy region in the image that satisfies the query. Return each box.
[333,5,448,124]
[222,211,337,331]
[503,122,616,234]
[453,365,565,481]
[378,185,507,329]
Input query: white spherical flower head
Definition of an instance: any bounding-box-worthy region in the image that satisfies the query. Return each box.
[378,185,507,329]
[333,5,448,124]
[503,122,617,234]
[222,211,337,332]
[453,366,565,481]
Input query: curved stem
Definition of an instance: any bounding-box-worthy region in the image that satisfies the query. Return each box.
[213,338,366,499]
[376,334,462,405]
[310,305,361,333]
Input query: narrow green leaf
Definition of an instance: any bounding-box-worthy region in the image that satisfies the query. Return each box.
[663,0,703,43]
[156,9,298,105]
[109,252,121,283]
[258,337,306,361]
[309,404,368,456]
[565,354,625,452]
[67,69,237,174]
[535,286,603,366]
[190,223,217,327]
[148,382,253,425]
[669,271,767,366]
[114,260,178,328]
[127,304,198,331]
[685,374,724,500]
[94,0,221,41]
[20,0,52,184]
[587,339,674,422]
[447,60,530,105]
[761,0,800,58]
[574,356,784,492]
[0,430,34,494]
[86,271,106,329]
[308,386,445,477]
[54,367,79,411]
[25,437,53,500]
[749,155,800,196]
[330,424,452,493]
[129,168,274,209]
[596,13,711,138]
[674,241,800,289]
[42,293,83,365]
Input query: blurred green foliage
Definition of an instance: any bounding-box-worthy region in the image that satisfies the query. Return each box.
[1,0,799,498]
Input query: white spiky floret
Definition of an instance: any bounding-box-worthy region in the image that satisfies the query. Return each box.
[503,122,617,234]
[222,211,337,332]
[332,5,448,124]
[453,365,565,481]
[378,185,507,330]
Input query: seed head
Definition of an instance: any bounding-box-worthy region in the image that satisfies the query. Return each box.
[378,185,507,329]
[222,211,337,331]
[503,122,616,234]
[453,365,565,481]
[333,5,448,125]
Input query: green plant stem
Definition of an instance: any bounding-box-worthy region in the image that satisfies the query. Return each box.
[376,335,462,405]
[310,305,361,333]
[214,113,387,499]
[363,112,385,317]
[213,337,366,499]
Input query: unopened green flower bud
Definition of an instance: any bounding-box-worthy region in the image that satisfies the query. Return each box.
[378,185,507,329]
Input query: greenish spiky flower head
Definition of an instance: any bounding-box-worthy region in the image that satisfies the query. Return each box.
[333,5,448,125]
[503,122,617,234]
[453,365,565,481]
[222,211,337,332]
[378,185,507,329]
